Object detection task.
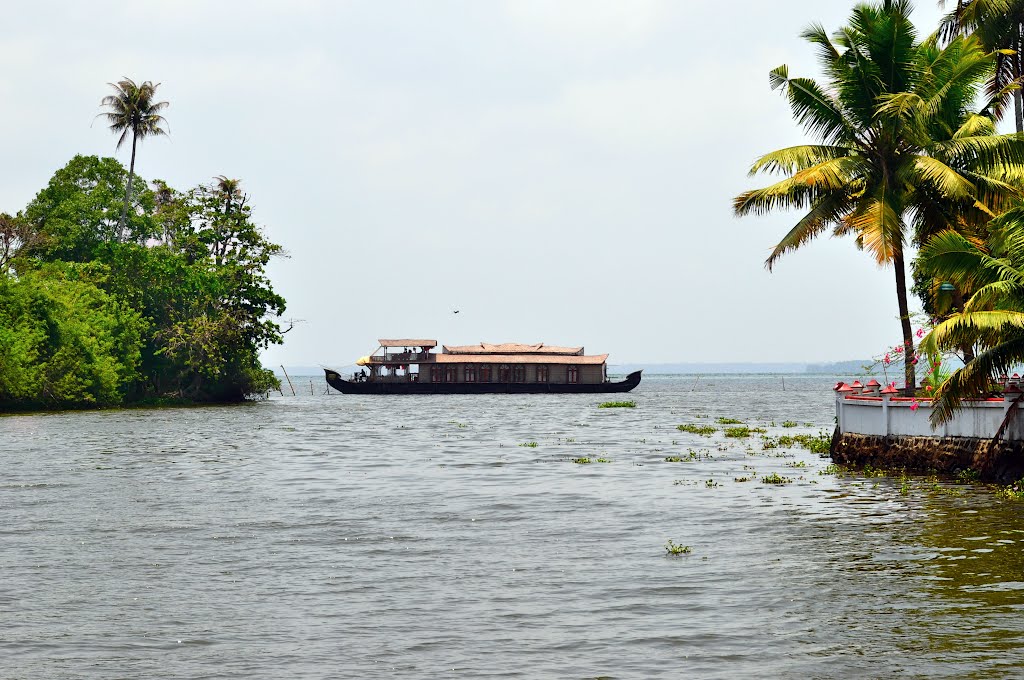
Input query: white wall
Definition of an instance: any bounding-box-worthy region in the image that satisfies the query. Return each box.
[837,396,1022,439]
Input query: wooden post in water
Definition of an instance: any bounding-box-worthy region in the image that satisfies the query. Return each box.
[310,380,314,395]
[280,365,296,396]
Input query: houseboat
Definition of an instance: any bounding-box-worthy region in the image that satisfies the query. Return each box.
[324,339,642,394]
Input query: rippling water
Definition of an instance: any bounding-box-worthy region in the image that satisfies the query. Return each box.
[3,374,1024,678]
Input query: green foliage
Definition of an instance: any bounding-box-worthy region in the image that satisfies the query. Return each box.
[716,417,744,424]
[599,400,636,408]
[571,457,592,464]
[781,421,798,428]
[1,155,285,408]
[0,262,145,408]
[519,441,538,448]
[761,472,794,485]
[724,426,752,438]
[677,423,716,435]
[665,540,691,555]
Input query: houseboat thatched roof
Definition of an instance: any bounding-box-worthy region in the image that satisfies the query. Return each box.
[443,343,584,355]
[433,353,607,365]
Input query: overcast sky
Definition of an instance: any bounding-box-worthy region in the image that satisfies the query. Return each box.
[3,0,958,365]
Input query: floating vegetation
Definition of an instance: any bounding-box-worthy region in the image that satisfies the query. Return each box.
[677,423,716,436]
[724,426,752,438]
[596,457,612,463]
[762,432,831,454]
[997,479,1024,500]
[781,421,798,428]
[664,449,710,463]
[665,540,692,555]
[695,413,709,419]
[716,417,744,424]
[448,420,468,428]
[599,400,636,408]
[750,427,767,434]
[571,457,592,464]
[819,464,844,475]
[956,468,980,484]
[519,442,539,448]
[705,479,720,488]
[734,474,755,482]
[564,437,576,443]
[761,472,793,485]
[786,461,807,468]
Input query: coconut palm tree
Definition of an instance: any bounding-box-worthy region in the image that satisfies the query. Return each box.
[940,0,1024,131]
[98,77,169,240]
[734,0,1024,393]
[919,220,1024,421]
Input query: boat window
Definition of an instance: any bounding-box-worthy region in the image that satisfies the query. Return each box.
[480,366,491,382]
[567,365,579,384]
[498,364,510,382]
[464,366,476,383]
[431,366,442,383]
[536,366,548,382]
[512,365,526,383]
[445,366,458,383]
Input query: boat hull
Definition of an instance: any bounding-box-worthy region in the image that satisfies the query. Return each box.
[324,369,642,395]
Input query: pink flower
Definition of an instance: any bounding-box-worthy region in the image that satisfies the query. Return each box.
[926,385,933,392]
[916,328,925,338]
[910,401,919,411]
[894,346,904,354]
[890,381,896,388]
[884,353,891,365]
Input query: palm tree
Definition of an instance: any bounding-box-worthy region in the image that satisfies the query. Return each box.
[734,0,1024,393]
[919,221,1024,421]
[211,176,244,265]
[940,0,1024,131]
[98,77,169,240]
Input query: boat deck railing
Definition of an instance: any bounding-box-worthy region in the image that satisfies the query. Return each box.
[369,352,433,363]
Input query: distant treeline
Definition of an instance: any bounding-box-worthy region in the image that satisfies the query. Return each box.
[0,155,285,410]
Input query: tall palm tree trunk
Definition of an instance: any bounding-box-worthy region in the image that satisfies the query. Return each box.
[118,131,139,241]
[894,250,917,394]
[1016,29,1024,133]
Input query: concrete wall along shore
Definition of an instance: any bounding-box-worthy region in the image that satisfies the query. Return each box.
[832,376,1024,482]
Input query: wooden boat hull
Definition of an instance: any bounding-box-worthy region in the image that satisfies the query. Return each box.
[324,369,642,395]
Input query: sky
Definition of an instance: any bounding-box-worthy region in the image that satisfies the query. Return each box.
[1,0,956,365]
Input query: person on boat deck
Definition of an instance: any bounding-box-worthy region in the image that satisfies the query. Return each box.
[360,369,367,382]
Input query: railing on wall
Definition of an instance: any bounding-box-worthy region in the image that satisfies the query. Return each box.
[835,381,1024,440]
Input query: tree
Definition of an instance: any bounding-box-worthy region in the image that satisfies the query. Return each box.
[0,213,41,274]
[940,0,1024,131]
[0,261,145,409]
[24,155,156,262]
[919,221,1024,422]
[98,78,168,239]
[733,0,1024,393]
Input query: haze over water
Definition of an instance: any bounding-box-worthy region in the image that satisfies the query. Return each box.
[3,375,1024,678]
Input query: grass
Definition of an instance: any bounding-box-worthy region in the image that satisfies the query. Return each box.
[599,400,636,408]
[761,472,793,485]
[677,423,716,436]
[716,417,744,424]
[724,426,752,438]
[519,441,538,448]
[665,540,692,555]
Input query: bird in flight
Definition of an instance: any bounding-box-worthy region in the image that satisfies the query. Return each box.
[453,309,460,314]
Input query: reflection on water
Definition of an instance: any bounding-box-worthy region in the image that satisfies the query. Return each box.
[1,374,1023,678]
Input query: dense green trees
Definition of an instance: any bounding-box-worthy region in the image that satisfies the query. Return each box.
[735,0,1024,393]
[0,155,284,410]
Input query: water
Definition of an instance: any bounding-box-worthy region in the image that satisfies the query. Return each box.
[3,374,1024,678]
